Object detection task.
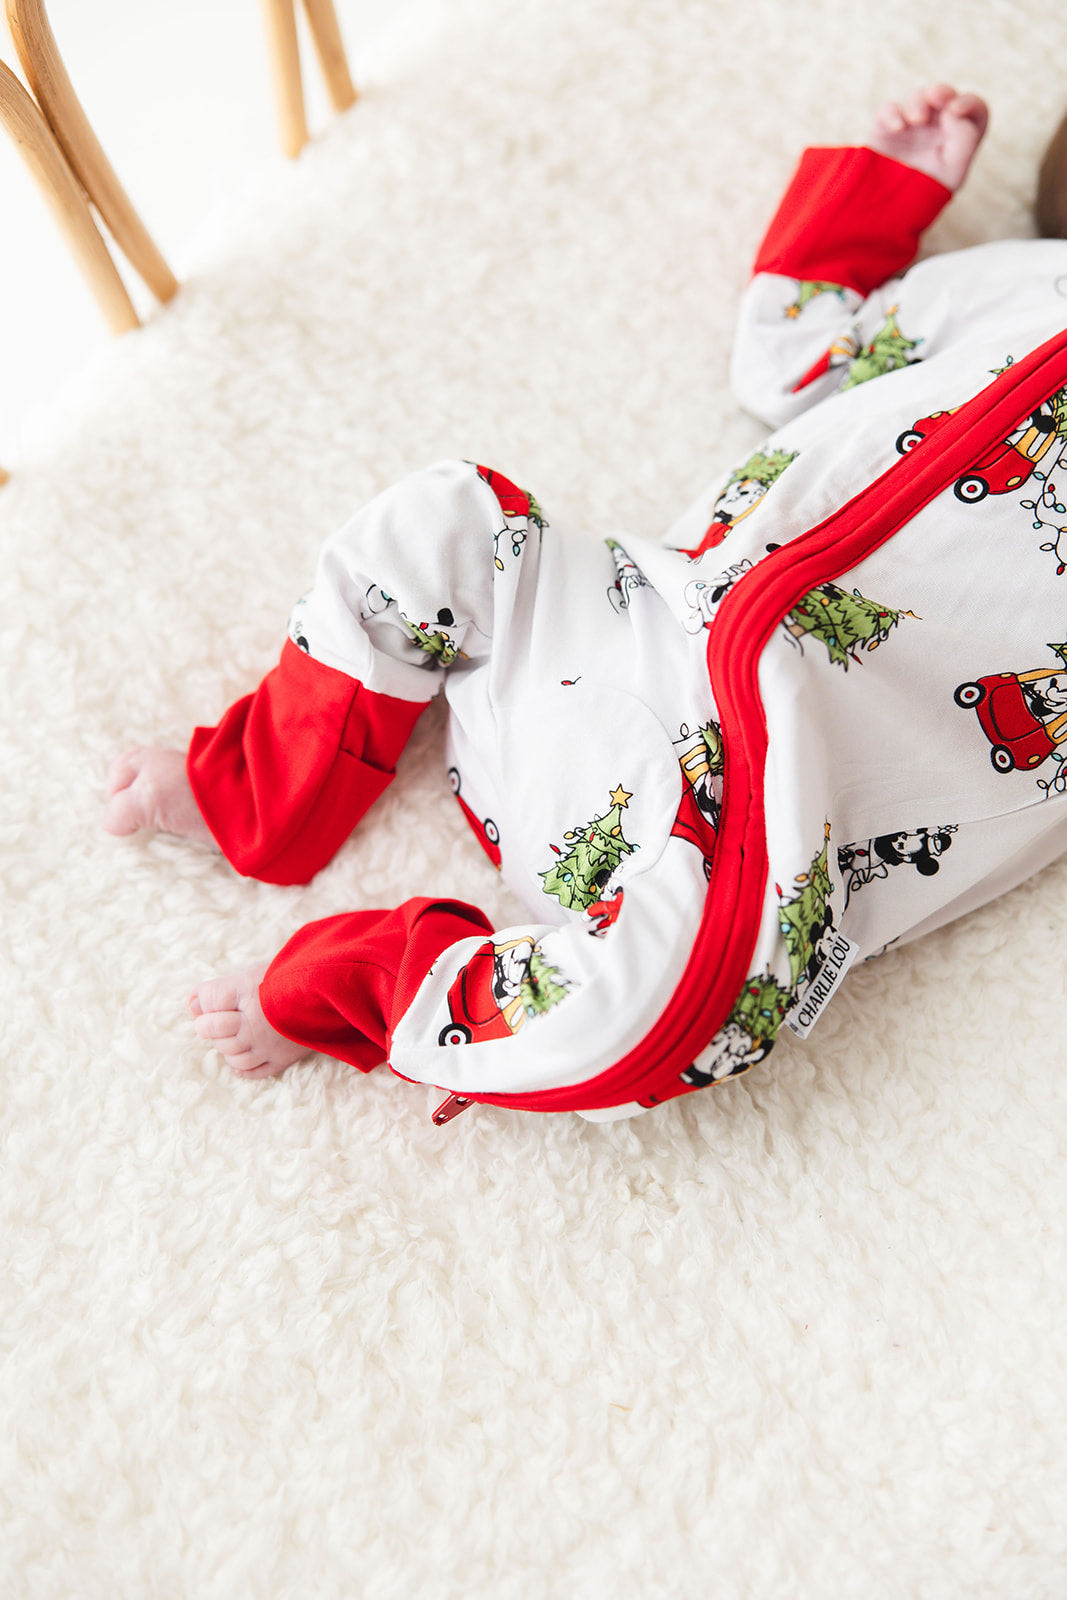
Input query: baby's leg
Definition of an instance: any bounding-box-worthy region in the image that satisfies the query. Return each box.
[189,967,309,1078]
[104,745,216,845]
[189,899,497,1082]
[105,462,515,886]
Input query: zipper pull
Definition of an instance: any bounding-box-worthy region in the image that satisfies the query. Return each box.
[432,1092,474,1126]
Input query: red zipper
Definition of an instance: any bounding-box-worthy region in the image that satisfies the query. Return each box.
[432,1092,474,1125]
[437,327,1067,1118]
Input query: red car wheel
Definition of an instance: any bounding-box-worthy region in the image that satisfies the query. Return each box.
[954,476,989,503]
[439,1022,473,1046]
[990,745,1015,773]
[896,429,924,453]
[954,681,986,708]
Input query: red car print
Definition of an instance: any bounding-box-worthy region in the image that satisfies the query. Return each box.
[954,671,1067,772]
[670,786,718,877]
[448,767,501,866]
[438,937,534,1046]
[669,722,722,874]
[898,404,1061,503]
[585,889,624,935]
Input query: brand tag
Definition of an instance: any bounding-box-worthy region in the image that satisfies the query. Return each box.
[784,933,860,1039]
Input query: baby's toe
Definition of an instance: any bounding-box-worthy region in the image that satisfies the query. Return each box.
[229,1052,272,1077]
[105,748,141,797]
[233,1055,293,1079]
[103,788,144,837]
[193,1010,243,1042]
[191,976,243,1017]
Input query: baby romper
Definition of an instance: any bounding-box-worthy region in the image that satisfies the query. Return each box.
[188,145,1067,1121]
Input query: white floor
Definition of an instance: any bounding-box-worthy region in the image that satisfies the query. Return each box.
[0,0,406,454]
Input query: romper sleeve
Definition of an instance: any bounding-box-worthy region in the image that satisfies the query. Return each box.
[730,146,952,428]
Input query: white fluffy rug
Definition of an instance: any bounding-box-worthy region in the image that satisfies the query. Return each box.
[2,1,1066,1594]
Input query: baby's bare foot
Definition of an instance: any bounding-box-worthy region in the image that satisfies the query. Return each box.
[104,746,215,845]
[189,966,310,1078]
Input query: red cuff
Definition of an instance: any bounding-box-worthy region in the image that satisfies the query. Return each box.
[259,898,495,1072]
[752,146,952,297]
[187,639,428,885]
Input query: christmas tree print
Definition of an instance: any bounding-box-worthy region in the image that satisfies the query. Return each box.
[785,582,913,667]
[541,785,638,910]
[777,826,833,992]
[519,947,571,1018]
[366,588,465,666]
[842,307,922,389]
[675,720,725,791]
[784,280,848,319]
[398,611,463,665]
[701,721,724,777]
[680,967,792,1086]
[696,447,799,548]
[728,969,793,1051]
[723,448,797,503]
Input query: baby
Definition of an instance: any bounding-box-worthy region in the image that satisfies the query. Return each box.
[105,88,1067,1122]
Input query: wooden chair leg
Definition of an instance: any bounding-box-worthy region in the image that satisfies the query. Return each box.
[0,58,138,334]
[300,0,356,114]
[5,0,178,304]
[260,0,308,158]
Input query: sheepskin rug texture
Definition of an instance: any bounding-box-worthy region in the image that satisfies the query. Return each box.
[2,1,1066,1594]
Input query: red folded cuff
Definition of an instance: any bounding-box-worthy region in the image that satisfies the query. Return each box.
[259,898,496,1072]
[752,146,953,297]
[187,639,428,885]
